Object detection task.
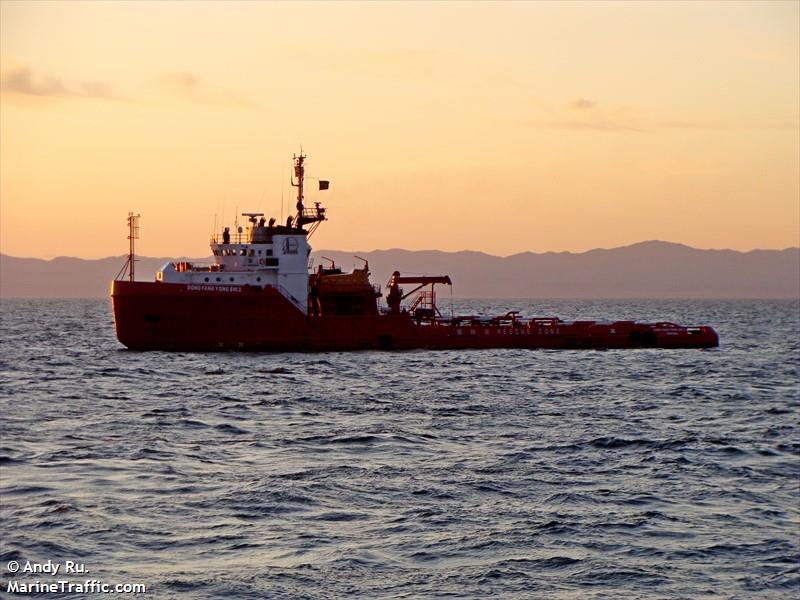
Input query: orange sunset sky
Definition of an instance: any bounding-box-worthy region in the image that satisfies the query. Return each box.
[1,0,798,259]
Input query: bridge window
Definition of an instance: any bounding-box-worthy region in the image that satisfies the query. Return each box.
[283,238,298,255]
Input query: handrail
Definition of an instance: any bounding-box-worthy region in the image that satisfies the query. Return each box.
[166,260,289,273]
[409,290,435,313]
[169,261,221,273]
[210,234,251,244]
[172,260,216,267]
[210,226,308,245]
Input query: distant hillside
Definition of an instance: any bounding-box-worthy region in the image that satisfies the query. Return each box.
[1,242,798,299]
[0,255,206,299]
[314,242,800,299]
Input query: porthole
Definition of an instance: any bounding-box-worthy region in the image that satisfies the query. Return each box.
[256,277,261,282]
[230,277,234,282]
[216,277,221,282]
[204,277,209,282]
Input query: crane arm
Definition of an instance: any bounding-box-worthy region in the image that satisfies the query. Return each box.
[391,276,452,286]
[385,272,453,314]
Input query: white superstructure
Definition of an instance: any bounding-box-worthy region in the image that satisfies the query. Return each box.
[155,152,327,313]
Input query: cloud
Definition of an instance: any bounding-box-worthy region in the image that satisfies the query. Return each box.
[539,100,642,131]
[569,98,596,110]
[1,67,69,96]
[661,119,799,130]
[158,71,258,109]
[534,100,799,132]
[77,81,119,100]
[160,71,199,92]
[1,66,257,109]
[1,66,122,100]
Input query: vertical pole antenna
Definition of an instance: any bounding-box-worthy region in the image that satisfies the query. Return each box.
[291,148,306,226]
[127,212,140,282]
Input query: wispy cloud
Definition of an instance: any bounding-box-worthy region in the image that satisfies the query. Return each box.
[158,71,258,109]
[569,98,596,110]
[536,99,642,131]
[531,99,799,132]
[1,66,123,100]
[661,119,799,130]
[1,65,258,110]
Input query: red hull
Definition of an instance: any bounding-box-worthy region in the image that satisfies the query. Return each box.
[111,281,719,351]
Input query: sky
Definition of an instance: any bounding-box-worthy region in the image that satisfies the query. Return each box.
[1,0,798,259]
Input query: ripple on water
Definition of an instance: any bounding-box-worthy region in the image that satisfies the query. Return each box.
[0,298,798,598]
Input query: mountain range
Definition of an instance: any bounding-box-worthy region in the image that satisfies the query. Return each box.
[1,241,798,299]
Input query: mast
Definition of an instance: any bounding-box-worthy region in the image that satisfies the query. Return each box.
[127,212,140,282]
[291,150,306,225]
[290,149,328,232]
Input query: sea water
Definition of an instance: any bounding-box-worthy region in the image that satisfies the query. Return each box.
[1,299,798,598]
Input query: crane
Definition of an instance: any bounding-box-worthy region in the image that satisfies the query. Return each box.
[385,271,452,318]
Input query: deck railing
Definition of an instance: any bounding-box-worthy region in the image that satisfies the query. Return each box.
[210,234,250,245]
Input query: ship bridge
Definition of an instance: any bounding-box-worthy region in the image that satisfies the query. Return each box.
[154,151,329,313]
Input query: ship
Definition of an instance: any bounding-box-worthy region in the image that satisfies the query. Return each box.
[111,151,719,351]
